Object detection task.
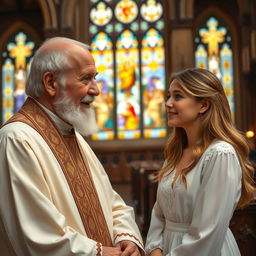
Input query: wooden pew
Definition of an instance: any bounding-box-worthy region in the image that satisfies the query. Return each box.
[129,160,163,235]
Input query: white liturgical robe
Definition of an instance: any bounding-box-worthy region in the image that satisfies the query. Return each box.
[0,99,144,255]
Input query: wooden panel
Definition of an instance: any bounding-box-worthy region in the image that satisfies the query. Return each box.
[89,138,165,182]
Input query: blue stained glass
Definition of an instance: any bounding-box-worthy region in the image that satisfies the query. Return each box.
[2,59,14,122]
[91,32,115,139]
[1,32,36,123]
[195,16,235,120]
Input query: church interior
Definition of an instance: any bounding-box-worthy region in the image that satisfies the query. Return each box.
[0,0,256,254]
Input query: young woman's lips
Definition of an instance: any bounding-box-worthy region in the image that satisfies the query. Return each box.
[167,112,177,118]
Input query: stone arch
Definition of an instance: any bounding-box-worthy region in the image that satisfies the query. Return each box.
[0,21,42,54]
[61,0,77,28]
[180,0,194,19]
[236,0,250,13]
[37,0,58,30]
[164,0,176,20]
[61,0,90,41]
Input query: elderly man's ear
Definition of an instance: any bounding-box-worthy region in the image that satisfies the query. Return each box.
[42,71,58,97]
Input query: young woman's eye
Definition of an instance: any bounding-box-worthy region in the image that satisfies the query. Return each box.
[174,94,183,100]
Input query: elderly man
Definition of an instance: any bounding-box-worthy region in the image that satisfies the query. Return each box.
[0,37,144,256]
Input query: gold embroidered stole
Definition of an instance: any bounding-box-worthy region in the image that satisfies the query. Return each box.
[5,98,113,246]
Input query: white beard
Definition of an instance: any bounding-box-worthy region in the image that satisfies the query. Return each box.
[53,92,98,136]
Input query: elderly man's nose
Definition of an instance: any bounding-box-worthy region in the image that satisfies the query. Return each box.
[89,82,100,96]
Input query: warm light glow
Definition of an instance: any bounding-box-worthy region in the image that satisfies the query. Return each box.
[245,130,255,138]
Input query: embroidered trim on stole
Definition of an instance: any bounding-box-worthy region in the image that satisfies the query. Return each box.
[4,98,113,246]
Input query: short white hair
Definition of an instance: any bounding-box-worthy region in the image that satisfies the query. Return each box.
[26,37,90,98]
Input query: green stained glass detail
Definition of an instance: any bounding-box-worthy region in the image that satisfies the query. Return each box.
[106,24,114,33]
[89,25,98,34]
[131,22,139,31]
[141,21,149,31]
[156,20,164,30]
[115,23,123,32]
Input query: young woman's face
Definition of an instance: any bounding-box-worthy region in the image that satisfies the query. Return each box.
[165,79,203,128]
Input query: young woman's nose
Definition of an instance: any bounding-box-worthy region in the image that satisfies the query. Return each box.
[166,97,174,107]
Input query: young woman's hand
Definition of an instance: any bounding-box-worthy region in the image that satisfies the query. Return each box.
[149,248,163,256]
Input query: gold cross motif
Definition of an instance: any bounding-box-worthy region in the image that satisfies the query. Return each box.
[200,17,226,56]
[7,32,35,69]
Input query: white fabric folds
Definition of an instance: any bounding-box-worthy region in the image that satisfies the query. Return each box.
[145,140,241,256]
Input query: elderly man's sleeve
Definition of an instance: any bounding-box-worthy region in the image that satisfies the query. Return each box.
[111,190,145,253]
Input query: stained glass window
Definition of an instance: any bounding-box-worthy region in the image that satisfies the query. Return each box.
[89,0,166,140]
[1,31,36,123]
[195,16,235,119]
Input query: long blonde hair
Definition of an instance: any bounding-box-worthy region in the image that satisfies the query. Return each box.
[157,68,255,208]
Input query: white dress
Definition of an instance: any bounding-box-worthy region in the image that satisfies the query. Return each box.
[145,140,242,256]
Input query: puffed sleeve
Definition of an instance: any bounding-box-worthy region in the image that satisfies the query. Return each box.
[0,133,103,255]
[145,194,165,254]
[170,143,242,256]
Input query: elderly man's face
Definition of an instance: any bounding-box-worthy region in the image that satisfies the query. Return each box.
[53,47,100,136]
[59,48,99,112]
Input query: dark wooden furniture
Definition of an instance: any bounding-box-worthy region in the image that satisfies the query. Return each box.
[129,160,162,235]
[230,201,256,256]
[89,139,165,183]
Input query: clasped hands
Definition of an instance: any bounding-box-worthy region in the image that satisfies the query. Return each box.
[103,240,142,256]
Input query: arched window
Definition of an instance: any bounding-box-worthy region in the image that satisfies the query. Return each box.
[1,31,36,123]
[195,16,235,119]
[89,0,166,140]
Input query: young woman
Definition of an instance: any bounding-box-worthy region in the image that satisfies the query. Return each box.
[145,68,255,256]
